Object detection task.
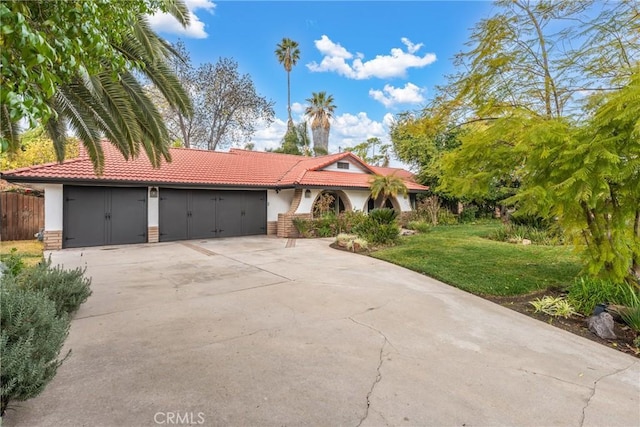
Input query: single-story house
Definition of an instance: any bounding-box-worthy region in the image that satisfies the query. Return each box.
[1,143,428,249]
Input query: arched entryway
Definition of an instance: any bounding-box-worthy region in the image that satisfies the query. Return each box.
[312,190,352,217]
[364,195,400,212]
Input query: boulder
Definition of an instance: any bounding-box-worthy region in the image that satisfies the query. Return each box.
[522,239,532,245]
[587,312,617,340]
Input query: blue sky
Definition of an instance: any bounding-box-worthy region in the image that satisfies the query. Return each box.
[148,1,495,155]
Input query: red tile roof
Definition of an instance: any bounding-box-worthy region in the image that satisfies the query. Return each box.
[1,142,428,192]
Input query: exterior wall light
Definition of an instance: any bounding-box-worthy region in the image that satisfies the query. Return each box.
[150,187,158,198]
[305,189,311,198]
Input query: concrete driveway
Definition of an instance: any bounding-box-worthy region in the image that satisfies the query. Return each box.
[4,237,639,426]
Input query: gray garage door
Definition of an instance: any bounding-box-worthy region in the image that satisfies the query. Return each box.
[159,189,266,242]
[63,186,148,248]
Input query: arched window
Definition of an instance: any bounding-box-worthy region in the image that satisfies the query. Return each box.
[312,191,350,217]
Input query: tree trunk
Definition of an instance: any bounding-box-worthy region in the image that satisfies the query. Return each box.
[287,70,293,129]
[632,209,640,284]
[515,0,561,118]
[312,126,329,155]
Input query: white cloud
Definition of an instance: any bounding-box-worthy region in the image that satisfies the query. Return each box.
[307,35,436,80]
[147,0,215,39]
[369,83,426,108]
[244,118,287,151]
[248,112,388,154]
[247,110,416,168]
[401,37,423,54]
[243,111,411,169]
[314,35,352,59]
[291,102,305,114]
[382,113,396,128]
[330,112,388,152]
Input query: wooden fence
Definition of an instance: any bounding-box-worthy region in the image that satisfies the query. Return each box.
[1,192,44,241]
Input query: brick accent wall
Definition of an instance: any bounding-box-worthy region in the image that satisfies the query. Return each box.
[148,226,159,243]
[267,221,278,235]
[286,188,304,214]
[44,230,62,250]
[277,213,311,238]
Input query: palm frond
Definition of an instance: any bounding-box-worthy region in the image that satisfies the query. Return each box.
[119,26,192,117]
[1,104,22,155]
[160,0,190,27]
[43,97,68,162]
[52,87,105,173]
[119,71,171,166]
[92,72,142,159]
[141,56,193,117]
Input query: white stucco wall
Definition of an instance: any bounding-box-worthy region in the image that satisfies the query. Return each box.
[294,189,322,214]
[148,187,159,227]
[396,194,412,211]
[345,190,370,212]
[44,184,63,231]
[267,189,294,221]
[321,159,368,174]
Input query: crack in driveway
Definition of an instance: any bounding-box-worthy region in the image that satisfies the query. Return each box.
[579,360,639,427]
[516,367,592,389]
[349,317,394,427]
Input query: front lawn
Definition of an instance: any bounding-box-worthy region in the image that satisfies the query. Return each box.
[372,223,581,296]
[1,240,44,267]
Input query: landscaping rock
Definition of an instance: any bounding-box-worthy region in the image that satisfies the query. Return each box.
[587,312,617,340]
[521,239,532,245]
[401,229,417,236]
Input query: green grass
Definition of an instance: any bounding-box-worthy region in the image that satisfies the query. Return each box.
[1,240,44,267]
[372,223,581,296]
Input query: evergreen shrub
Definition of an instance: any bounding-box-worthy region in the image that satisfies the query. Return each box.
[18,258,92,317]
[0,279,70,415]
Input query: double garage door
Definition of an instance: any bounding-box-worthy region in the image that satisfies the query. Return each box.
[63,186,266,248]
[159,189,266,241]
[63,186,148,248]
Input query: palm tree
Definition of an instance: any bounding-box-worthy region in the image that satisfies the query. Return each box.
[5,1,193,174]
[274,38,300,129]
[305,91,336,155]
[48,6,193,173]
[369,174,408,209]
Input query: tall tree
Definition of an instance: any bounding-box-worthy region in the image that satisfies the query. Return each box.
[275,38,300,130]
[272,121,311,155]
[149,54,275,151]
[147,41,204,149]
[344,137,391,166]
[369,174,408,209]
[305,91,336,155]
[397,0,639,283]
[0,0,193,172]
[0,127,78,171]
[510,67,640,284]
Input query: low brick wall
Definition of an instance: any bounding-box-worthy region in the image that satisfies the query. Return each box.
[267,221,277,235]
[44,230,62,250]
[277,213,311,238]
[148,226,159,243]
